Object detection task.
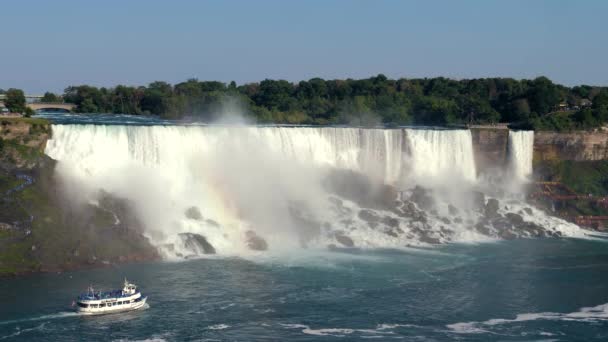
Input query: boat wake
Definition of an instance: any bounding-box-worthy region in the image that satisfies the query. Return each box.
[447,302,608,334]
[0,311,80,326]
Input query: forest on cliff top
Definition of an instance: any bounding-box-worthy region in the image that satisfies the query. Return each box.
[3,75,608,130]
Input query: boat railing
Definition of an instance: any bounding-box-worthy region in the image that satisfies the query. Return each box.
[78,289,139,301]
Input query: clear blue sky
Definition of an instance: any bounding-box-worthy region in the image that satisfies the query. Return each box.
[2,0,607,94]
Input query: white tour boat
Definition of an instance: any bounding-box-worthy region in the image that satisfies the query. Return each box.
[75,279,147,315]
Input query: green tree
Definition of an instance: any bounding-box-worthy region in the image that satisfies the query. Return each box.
[5,88,26,113]
[41,92,60,103]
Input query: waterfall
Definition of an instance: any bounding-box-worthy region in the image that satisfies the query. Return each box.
[44,124,581,256]
[508,131,534,181]
[404,129,477,184]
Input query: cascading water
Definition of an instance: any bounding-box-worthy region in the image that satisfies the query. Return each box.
[45,124,585,258]
[404,129,477,185]
[508,130,535,181]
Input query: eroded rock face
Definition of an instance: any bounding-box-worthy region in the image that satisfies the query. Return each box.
[179,232,216,254]
[245,230,268,251]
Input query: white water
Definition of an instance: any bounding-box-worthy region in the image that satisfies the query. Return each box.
[405,128,477,185]
[44,125,585,256]
[508,130,534,181]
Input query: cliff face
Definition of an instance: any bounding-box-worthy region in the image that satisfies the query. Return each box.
[534,130,608,162]
[0,118,158,276]
[470,127,509,175]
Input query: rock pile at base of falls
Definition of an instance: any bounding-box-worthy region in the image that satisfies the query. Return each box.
[245,230,268,251]
[318,178,567,247]
[178,233,216,256]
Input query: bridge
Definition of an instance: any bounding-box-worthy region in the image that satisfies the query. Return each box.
[27,102,76,112]
[0,94,76,112]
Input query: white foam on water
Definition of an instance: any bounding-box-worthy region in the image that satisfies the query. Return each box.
[206,324,230,330]
[447,302,608,334]
[0,311,80,326]
[281,323,395,337]
[0,323,47,340]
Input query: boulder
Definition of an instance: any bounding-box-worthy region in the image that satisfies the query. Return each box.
[179,232,216,254]
[471,191,486,211]
[448,204,459,216]
[335,232,355,247]
[245,230,268,251]
[419,234,441,244]
[484,198,500,218]
[185,206,203,220]
[382,216,400,228]
[358,209,380,223]
[505,213,524,226]
[205,219,220,228]
[410,186,434,210]
[523,207,533,215]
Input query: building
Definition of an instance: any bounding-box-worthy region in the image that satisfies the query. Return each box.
[580,98,593,108]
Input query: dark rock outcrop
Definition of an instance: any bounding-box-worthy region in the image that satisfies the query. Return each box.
[335,232,355,247]
[179,233,216,254]
[185,206,203,220]
[245,230,268,251]
[484,198,500,218]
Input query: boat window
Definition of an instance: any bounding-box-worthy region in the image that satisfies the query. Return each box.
[117,301,122,305]
[99,303,106,307]
[91,304,98,308]
[77,302,88,308]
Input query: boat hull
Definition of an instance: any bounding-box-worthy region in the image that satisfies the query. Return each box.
[77,297,147,315]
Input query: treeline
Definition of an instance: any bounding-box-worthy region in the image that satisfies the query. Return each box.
[7,75,608,130]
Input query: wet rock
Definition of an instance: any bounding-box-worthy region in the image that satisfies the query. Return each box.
[484,198,500,218]
[440,217,451,225]
[523,207,533,215]
[419,234,441,244]
[245,230,268,251]
[161,243,175,252]
[335,233,355,247]
[471,191,486,211]
[410,186,434,210]
[185,206,203,220]
[448,204,459,216]
[382,216,400,228]
[385,227,403,238]
[505,213,524,226]
[475,222,492,235]
[491,217,512,231]
[358,209,380,223]
[322,169,397,209]
[205,219,220,228]
[179,232,216,254]
[499,230,517,240]
[328,197,343,207]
